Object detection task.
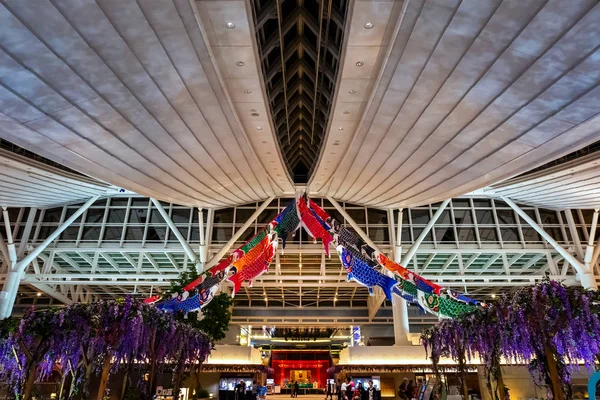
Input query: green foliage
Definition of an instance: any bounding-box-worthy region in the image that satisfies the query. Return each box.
[169,265,233,344]
[196,388,211,399]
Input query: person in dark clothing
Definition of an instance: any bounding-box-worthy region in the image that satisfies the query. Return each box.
[337,379,343,400]
[345,378,353,400]
[366,381,380,400]
[406,381,414,400]
[356,383,365,400]
[326,380,335,400]
[235,381,246,400]
[294,381,300,398]
[398,378,408,400]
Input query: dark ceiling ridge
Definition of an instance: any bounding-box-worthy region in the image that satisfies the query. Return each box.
[251,0,349,184]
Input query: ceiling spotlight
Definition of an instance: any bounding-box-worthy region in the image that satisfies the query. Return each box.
[364,22,374,29]
[355,61,364,67]
[226,22,236,29]
[36,292,42,297]
[491,294,496,299]
[244,89,252,94]
[348,89,356,94]
[338,127,344,131]
[257,126,263,130]
[236,61,245,67]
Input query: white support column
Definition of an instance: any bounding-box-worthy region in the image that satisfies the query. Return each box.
[565,210,585,260]
[0,196,99,319]
[502,196,597,290]
[150,198,200,272]
[17,208,37,259]
[205,196,275,269]
[198,208,208,269]
[584,209,598,269]
[400,199,450,267]
[392,208,410,346]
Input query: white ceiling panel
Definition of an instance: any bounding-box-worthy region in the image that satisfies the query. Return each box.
[0,0,294,208]
[0,148,115,208]
[310,0,600,208]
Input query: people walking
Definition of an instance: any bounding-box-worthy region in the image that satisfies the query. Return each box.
[326,380,335,400]
[337,379,343,400]
[294,381,300,398]
[398,378,408,400]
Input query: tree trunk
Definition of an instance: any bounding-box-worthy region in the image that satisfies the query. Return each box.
[96,354,112,400]
[22,366,38,400]
[544,343,565,400]
[172,359,187,399]
[456,346,469,400]
[495,366,507,400]
[120,360,133,400]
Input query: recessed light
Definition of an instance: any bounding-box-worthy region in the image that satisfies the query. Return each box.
[226,22,236,29]
[251,112,260,117]
[338,127,344,131]
[343,111,350,115]
[257,127,263,130]
[37,292,42,297]
[349,89,356,94]
[355,61,364,67]
[236,61,245,67]
[364,22,374,29]
[244,89,252,94]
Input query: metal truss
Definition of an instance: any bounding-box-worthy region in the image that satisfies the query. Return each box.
[0,196,597,320]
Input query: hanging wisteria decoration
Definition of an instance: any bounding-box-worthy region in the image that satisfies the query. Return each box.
[0,298,211,400]
[421,280,600,400]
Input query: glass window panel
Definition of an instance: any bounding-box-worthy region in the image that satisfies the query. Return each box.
[435,227,455,243]
[451,199,470,208]
[37,226,51,240]
[146,227,167,242]
[168,228,188,242]
[324,208,343,223]
[412,228,433,242]
[149,209,165,224]
[546,227,563,243]
[368,227,389,243]
[131,198,149,207]
[257,208,278,224]
[171,209,191,224]
[475,209,494,225]
[493,199,510,208]
[124,227,144,241]
[85,208,106,224]
[472,199,491,207]
[238,227,256,243]
[539,210,559,225]
[94,199,107,207]
[104,227,123,241]
[367,209,388,225]
[500,227,520,242]
[345,208,366,224]
[453,209,473,225]
[496,210,516,224]
[479,228,498,242]
[435,210,452,224]
[111,198,129,207]
[212,227,233,243]
[521,228,541,242]
[456,227,477,242]
[400,228,411,244]
[60,226,79,240]
[234,208,254,224]
[580,210,595,224]
[81,226,101,241]
[107,209,127,224]
[128,209,147,224]
[43,208,62,223]
[212,208,234,224]
[410,209,430,225]
[577,227,587,242]
[190,227,200,242]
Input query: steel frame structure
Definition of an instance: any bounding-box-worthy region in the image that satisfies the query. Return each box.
[0,196,598,324]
